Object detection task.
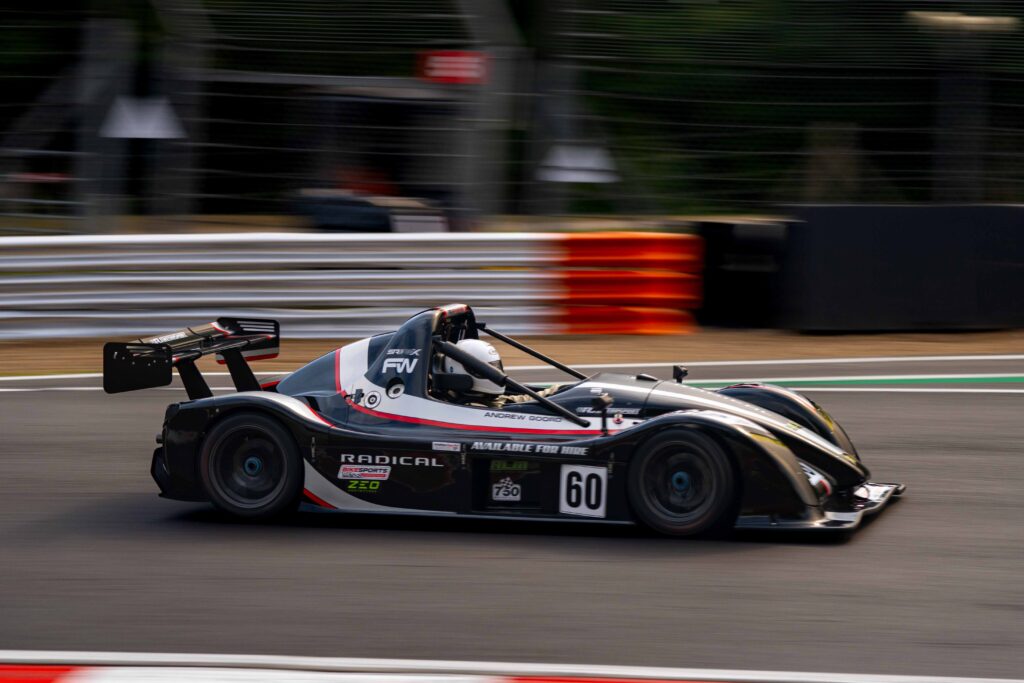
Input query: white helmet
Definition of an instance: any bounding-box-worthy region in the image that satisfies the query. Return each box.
[444,339,504,396]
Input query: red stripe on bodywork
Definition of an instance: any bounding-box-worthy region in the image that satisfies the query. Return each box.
[260,379,281,390]
[303,489,335,509]
[308,408,334,428]
[340,391,608,436]
[0,665,80,682]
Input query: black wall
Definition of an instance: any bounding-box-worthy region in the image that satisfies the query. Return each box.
[697,206,1024,331]
[779,205,1024,331]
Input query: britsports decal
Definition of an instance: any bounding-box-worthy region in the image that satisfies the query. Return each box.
[338,465,391,480]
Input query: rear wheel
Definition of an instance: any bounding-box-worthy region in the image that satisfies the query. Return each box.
[199,412,303,519]
[628,430,738,536]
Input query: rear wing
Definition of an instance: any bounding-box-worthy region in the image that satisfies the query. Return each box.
[103,318,279,399]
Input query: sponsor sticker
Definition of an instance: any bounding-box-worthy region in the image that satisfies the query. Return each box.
[471,441,588,456]
[148,331,188,344]
[338,465,391,480]
[383,357,419,373]
[346,480,382,493]
[490,459,530,472]
[340,453,444,467]
[482,411,563,423]
[432,441,460,453]
[577,406,641,416]
[491,476,522,502]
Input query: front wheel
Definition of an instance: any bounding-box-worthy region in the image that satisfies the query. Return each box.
[628,430,738,537]
[199,412,303,519]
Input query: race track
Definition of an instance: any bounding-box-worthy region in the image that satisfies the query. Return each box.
[1,357,1022,678]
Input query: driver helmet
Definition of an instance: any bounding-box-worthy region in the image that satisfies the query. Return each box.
[444,339,504,396]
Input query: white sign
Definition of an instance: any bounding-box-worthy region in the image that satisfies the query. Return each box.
[559,465,606,518]
[100,96,185,139]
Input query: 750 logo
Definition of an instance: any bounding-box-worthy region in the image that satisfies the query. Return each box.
[491,476,522,502]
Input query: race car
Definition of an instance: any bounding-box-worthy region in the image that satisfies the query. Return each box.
[102,303,904,536]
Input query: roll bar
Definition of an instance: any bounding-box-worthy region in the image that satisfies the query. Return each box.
[433,339,589,428]
[475,321,587,380]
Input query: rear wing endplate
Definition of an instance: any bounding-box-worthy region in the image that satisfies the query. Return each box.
[103,318,279,399]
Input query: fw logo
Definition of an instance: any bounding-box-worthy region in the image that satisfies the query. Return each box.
[383,358,419,373]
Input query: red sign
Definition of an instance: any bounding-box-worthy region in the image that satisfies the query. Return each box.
[417,50,488,84]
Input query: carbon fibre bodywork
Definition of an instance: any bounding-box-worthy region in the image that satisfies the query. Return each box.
[146,305,903,531]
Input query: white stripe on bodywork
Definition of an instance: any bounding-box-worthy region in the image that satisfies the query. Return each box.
[345,378,635,432]
[337,337,372,389]
[229,392,330,428]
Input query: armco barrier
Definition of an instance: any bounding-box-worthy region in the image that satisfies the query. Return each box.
[0,232,701,340]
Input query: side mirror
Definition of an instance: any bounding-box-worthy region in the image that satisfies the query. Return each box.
[591,393,613,435]
[672,365,689,383]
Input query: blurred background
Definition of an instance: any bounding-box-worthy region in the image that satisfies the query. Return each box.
[6,1,1024,229]
[5,1,1024,341]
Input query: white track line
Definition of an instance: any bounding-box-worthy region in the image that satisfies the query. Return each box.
[0,652,1019,683]
[797,387,1024,394]
[2,354,1023,383]
[508,354,1024,372]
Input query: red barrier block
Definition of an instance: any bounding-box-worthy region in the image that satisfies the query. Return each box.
[560,269,701,306]
[561,232,703,272]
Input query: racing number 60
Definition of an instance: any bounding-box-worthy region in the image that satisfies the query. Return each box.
[559,465,607,518]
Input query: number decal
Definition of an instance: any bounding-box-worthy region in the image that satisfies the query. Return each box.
[559,465,606,518]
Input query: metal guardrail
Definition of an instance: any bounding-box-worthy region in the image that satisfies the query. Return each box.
[0,233,572,340]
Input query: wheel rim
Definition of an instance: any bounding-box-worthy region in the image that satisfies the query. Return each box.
[208,428,287,510]
[641,447,718,522]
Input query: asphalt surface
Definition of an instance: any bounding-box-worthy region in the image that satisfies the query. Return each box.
[1,357,1022,677]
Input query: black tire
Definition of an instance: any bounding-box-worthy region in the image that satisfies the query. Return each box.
[199,412,303,519]
[628,429,738,537]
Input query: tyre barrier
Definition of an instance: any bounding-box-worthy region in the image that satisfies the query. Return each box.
[0,232,702,339]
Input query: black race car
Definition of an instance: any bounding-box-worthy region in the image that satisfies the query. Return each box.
[103,304,904,536]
